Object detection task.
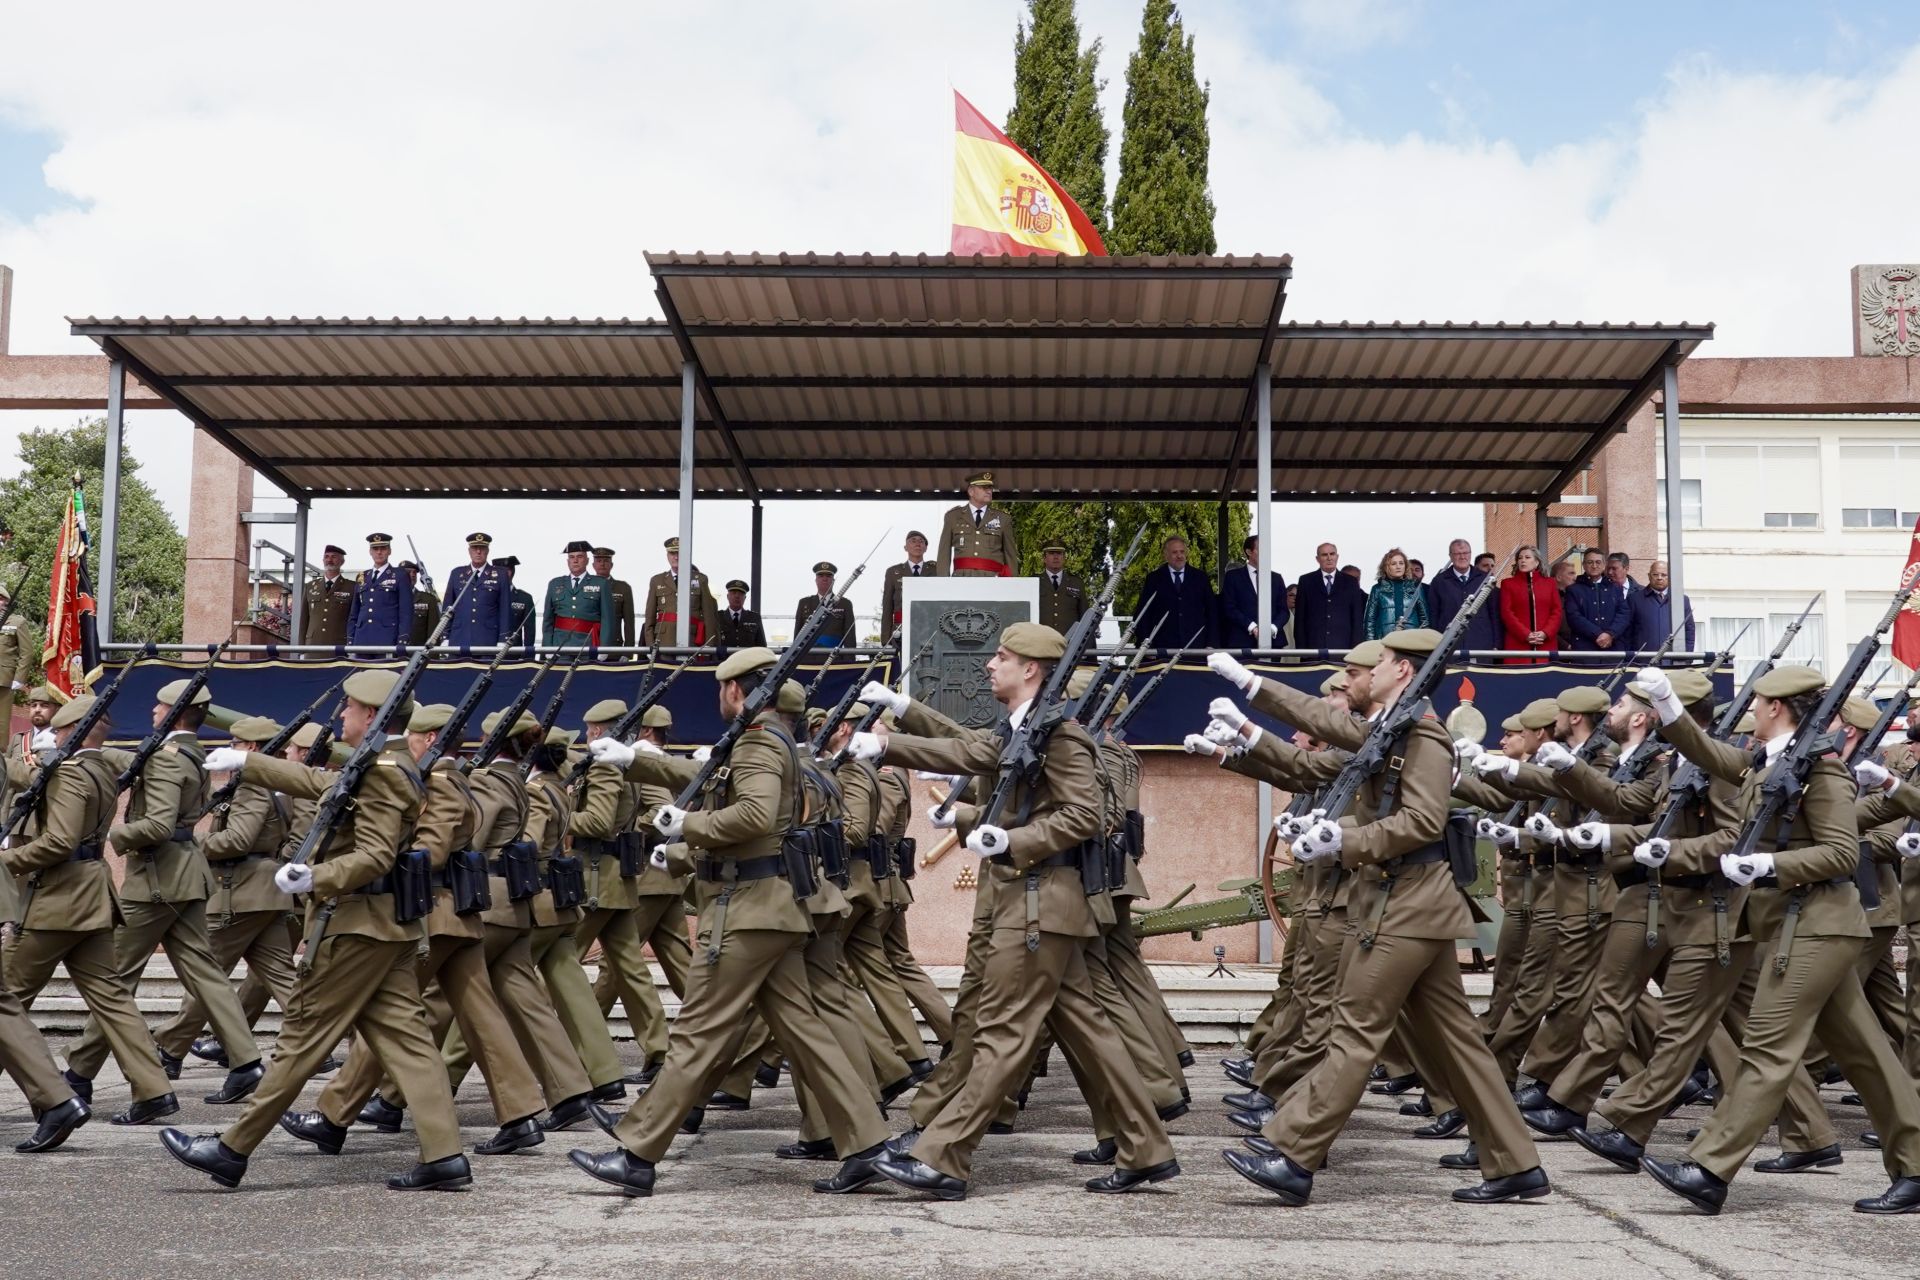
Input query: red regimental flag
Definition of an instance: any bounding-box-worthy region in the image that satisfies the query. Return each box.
[43,480,101,700]
[1895,515,1920,672]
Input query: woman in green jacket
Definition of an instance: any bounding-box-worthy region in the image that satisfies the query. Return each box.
[1364,548,1429,639]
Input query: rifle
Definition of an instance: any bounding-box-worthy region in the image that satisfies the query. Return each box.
[564,641,712,787]
[1310,551,1511,948]
[825,635,936,772]
[0,646,155,843]
[963,525,1151,835]
[1069,597,1159,723]
[1092,622,1195,739]
[210,677,345,807]
[0,568,29,633]
[115,634,236,791]
[461,640,570,775]
[418,632,525,775]
[808,641,895,754]
[1068,612,1167,727]
[800,645,841,708]
[519,639,588,778]
[672,529,888,811]
[405,536,434,594]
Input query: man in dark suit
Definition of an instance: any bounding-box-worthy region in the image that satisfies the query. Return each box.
[1564,548,1632,651]
[1625,560,1693,653]
[1219,534,1288,649]
[1424,537,1500,651]
[1133,536,1218,648]
[1293,541,1365,652]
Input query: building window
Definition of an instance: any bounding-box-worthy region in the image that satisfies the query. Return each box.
[1703,606,1825,682]
[1655,479,1703,530]
[1763,512,1818,529]
[1676,439,1818,529]
[1838,440,1920,532]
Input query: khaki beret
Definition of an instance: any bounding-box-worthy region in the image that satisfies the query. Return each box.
[1111,693,1130,715]
[1734,711,1757,735]
[715,647,776,682]
[1342,640,1385,668]
[51,694,96,729]
[641,705,672,729]
[1066,669,1095,700]
[1518,698,1560,730]
[545,727,578,748]
[408,703,454,733]
[584,698,627,725]
[848,702,870,722]
[156,678,213,707]
[999,621,1066,661]
[1752,665,1823,699]
[805,707,828,731]
[229,715,280,744]
[1500,713,1524,733]
[1671,670,1715,705]
[25,685,55,703]
[1840,696,1881,732]
[776,678,806,714]
[1557,686,1612,716]
[290,722,329,750]
[1319,671,1349,695]
[481,708,540,737]
[1381,628,1442,658]
[343,669,405,710]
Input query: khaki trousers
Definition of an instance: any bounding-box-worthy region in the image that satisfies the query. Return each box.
[1595,941,1752,1146]
[530,924,622,1089]
[612,927,887,1164]
[0,940,71,1112]
[883,907,953,1046]
[590,894,692,1063]
[222,933,461,1163]
[443,924,591,1107]
[1062,933,1184,1140]
[1721,947,1838,1152]
[1263,932,1540,1179]
[908,918,991,1128]
[67,898,260,1078]
[1255,908,1348,1097]
[1487,907,1558,1081]
[1515,905,1611,1084]
[9,927,172,1099]
[1544,916,1671,1112]
[1106,909,1190,1076]
[843,898,928,1062]
[1484,902,1534,1031]
[154,909,299,1059]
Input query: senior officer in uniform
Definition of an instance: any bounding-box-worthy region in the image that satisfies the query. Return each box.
[796,562,856,648]
[715,580,766,648]
[347,534,411,648]
[640,537,718,647]
[496,557,536,649]
[544,540,615,650]
[937,471,1017,578]
[0,579,42,692]
[1036,545,1086,634]
[402,564,441,647]
[162,669,472,1192]
[301,545,355,648]
[446,533,515,648]
[879,531,942,642]
[592,548,638,648]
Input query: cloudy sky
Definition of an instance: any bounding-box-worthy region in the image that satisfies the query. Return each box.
[2,1,1915,636]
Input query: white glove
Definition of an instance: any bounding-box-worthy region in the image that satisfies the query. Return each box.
[1207,651,1259,695]
[1633,837,1670,869]
[204,747,248,774]
[1854,761,1897,795]
[1207,697,1249,733]
[1182,732,1222,757]
[859,681,908,715]
[1523,813,1563,843]
[1202,719,1239,746]
[1475,816,1497,839]
[274,862,314,895]
[1631,667,1684,725]
[1275,809,1315,841]
[845,731,885,762]
[1718,850,1774,886]
[1246,622,1259,640]
[30,729,57,754]
[1534,741,1576,774]
[587,737,636,769]
[1895,832,1920,859]
[1290,835,1329,863]
[1484,822,1520,849]
[9,681,22,692]
[964,824,1009,858]
[1452,737,1484,762]
[633,738,665,756]
[691,746,712,763]
[1568,821,1610,852]
[927,804,958,830]
[1474,754,1519,782]
[653,805,687,840]
[649,847,670,871]
[1297,817,1342,860]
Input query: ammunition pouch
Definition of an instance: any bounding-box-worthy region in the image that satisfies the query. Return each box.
[779,828,821,902]
[1105,832,1129,891]
[894,836,917,881]
[449,849,493,915]
[616,830,649,878]
[1855,841,1881,911]
[1125,809,1145,861]
[816,818,850,889]
[388,849,434,924]
[860,834,889,873]
[1444,810,1477,889]
[492,840,543,902]
[1077,838,1110,898]
[545,855,586,911]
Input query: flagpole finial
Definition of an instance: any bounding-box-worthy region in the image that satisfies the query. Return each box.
[71,470,82,487]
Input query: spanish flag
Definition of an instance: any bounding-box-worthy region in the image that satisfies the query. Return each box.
[951,90,1105,258]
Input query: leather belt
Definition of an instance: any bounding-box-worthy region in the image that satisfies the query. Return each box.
[1614,866,1650,889]
[1751,874,1850,890]
[359,873,397,896]
[68,843,104,863]
[168,826,197,843]
[987,850,1077,870]
[1383,843,1447,873]
[574,837,616,856]
[695,854,785,883]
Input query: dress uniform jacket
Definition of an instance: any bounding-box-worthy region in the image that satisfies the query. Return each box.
[795,593,856,647]
[302,574,356,646]
[203,774,293,918]
[641,571,718,647]
[103,734,212,904]
[348,564,411,647]
[543,573,615,648]
[1037,571,1086,635]
[714,607,766,648]
[526,774,577,930]
[879,560,941,640]
[573,760,639,911]
[445,561,515,648]
[0,613,42,688]
[1,749,122,930]
[469,760,535,930]
[417,759,484,940]
[509,588,536,649]
[937,504,1017,577]
[606,576,637,648]
[407,589,442,646]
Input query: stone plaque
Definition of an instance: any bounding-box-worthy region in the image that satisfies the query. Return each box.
[900,577,1039,729]
[1853,264,1920,357]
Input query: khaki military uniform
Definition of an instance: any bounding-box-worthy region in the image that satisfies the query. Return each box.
[878,560,942,641]
[605,577,637,648]
[877,769,953,1045]
[836,758,930,1063]
[591,766,692,1066]
[610,710,889,1164]
[1038,570,1087,634]
[641,570,718,648]
[406,589,442,647]
[2,749,165,1105]
[0,614,43,690]
[571,760,667,1063]
[152,769,299,1060]
[66,734,264,1081]
[1860,786,1920,1081]
[936,504,1017,578]
[522,773,625,1089]
[301,574,355,647]
[794,594,856,648]
[1100,736,1191,1074]
[713,606,766,649]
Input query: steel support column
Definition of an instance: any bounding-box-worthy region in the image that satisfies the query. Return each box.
[750,499,764,606]
[98,358,126,645]
[1661,362,1686,635]
[1534,504,1550,561]
[675,362,695,648]
[1254,361,1274,964]
[1215,501,1228,594]
[289,498,310,646]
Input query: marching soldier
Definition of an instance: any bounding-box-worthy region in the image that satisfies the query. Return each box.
[796,562,856,648]
[0,580,43,693]
[543,540,614,649]
[640,537,718,647]
[402,563,441,646]
[446,533,515,648]
[301,545,355,648]
[715,580,767,648]
[592,548,637,648]
[0,686,59,929]
[936,471,1017,577]
[496,557,536,649]
[347,534,410,648]
[1037,544,1086,633]
[878,531,941,641]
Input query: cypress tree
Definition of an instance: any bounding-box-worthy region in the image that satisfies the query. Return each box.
[1109,0,1215,255]
[1005,0,1109,234]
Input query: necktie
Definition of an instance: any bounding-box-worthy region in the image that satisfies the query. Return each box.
[912,564,920,576]
[973,509,981,528]
[1051,574,1060,589]
[1174,571,1183,588]
[1325,574,1333,593]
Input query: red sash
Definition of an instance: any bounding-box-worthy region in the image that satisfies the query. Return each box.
[552,615,601,645]
[953,555,1010,577]
[655,611,707,645]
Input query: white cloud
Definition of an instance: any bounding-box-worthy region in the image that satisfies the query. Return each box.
[2,2,1917,625]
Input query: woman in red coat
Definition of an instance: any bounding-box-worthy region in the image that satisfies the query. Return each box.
[1499,545,1561,665]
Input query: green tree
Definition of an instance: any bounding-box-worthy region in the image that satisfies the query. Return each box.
[1005,0,1109,235]
[1011,498,1249,623]
[1109,0,1216,255]
[0,417,186,645]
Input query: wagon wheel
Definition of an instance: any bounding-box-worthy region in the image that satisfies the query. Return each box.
[1259,826,1292,949]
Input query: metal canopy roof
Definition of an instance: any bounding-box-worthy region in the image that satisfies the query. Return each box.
[70,252,1712,502]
